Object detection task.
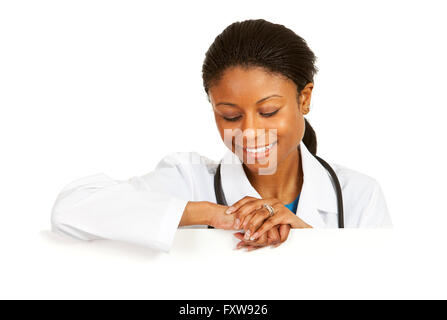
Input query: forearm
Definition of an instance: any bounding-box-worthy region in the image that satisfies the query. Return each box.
[179,201,212,226]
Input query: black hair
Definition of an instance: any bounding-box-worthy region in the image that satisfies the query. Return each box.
[202,19,319,155]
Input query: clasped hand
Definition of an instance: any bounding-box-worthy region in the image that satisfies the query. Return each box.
[210,196,312,251]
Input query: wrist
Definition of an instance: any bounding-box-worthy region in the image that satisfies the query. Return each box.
[180,201,212,226]
[196,201,213,225]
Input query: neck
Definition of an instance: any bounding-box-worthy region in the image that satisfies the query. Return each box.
[243,146,303,204]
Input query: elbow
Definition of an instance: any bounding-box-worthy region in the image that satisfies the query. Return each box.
[49,173,115,241]
[50,204,80,240]
[50,194,68,234]
[51,198,69,233]
[50,197,96,241]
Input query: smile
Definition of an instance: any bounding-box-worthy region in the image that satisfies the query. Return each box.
[237,140,278,154]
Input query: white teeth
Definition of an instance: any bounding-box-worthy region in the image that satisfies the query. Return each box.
[246,142,276,153]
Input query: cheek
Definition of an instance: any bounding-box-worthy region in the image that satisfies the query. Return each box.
[215,119,236,150]
[296,116,306,142]
[276,115,304,146]
[213,115,225,139]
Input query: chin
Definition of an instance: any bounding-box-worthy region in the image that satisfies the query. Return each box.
[242,158,279,176]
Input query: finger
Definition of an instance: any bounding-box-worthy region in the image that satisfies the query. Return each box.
[238,232,269,248]
[225,196,258,214]
[250,216,280,241]
[246,232,269,247]
[241,206,268,230]
[279,224,291,243]
[241,212,256,238]
[233,202,261,229]
[246,246,261,252]
[266,227,281,246]
[242,211,270,241]
[233,232,245,241]
[238,243,261,252]
[234,199,264,220]
[233,217,242,230]
[236,240,256,250]
[246,240,270,251]
[246,208,272,239]
[272,224,291,248]
[235,240,248,250]
[234,233,266,249]
[236,199,280,222]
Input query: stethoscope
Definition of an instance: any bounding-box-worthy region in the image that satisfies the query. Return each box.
[209,148,344,229]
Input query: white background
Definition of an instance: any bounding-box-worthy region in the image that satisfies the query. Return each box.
[1,0,447,299]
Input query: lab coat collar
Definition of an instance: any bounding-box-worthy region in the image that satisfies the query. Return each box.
[219,142,338,228]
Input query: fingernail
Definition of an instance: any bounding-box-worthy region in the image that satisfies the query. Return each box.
[234,218,240,229]
[225,207,235,214]
[244,230,251,240]
[250,232,258,241]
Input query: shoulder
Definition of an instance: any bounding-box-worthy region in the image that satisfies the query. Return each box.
[155,151,219,175]
[328,162,392,227]
[139,151,219,200]
[330,163,380,194]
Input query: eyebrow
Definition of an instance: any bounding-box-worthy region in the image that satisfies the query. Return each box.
[215,94,283,107]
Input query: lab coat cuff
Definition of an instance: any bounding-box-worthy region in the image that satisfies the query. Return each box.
[156,197,188,253]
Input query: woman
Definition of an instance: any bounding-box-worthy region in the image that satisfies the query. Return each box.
[50,19,392,253]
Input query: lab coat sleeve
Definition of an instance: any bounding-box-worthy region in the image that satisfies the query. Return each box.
[358,180,393,228]
[50,153,192,252]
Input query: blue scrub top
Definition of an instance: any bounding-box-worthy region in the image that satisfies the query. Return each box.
[284,193,300,214]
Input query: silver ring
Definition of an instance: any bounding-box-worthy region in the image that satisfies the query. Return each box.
[263,203,275,217]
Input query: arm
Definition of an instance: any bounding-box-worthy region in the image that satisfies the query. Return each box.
[358,180,393,228]
[179,201,211,226]
[51,173,189,253]
[180,201,237,230]
[51,153,197,253]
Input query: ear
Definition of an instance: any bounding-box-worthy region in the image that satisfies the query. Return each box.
[299,83,314,115]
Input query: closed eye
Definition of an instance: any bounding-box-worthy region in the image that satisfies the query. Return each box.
[222,109,279,122]
[223,115,242,122]
[261,109,279,117]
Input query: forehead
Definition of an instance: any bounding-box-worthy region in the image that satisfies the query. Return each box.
[209,66,297,105]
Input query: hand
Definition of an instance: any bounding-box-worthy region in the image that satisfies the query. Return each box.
[233,224,291,251]
[203,201,289,248]
[207,202,238,230]
[225,196,312,241]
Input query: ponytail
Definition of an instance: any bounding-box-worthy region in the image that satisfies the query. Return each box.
[303,118,317,155]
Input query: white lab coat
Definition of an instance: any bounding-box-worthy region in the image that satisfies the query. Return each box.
[51,142,392,252]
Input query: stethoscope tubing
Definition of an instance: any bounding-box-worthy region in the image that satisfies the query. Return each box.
[210,152,344,229]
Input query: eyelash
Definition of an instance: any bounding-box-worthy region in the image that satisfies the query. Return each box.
[223,109,279,122]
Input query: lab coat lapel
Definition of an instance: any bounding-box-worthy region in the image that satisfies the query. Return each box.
[220,149,261,206]
[219,142,338,228]
[297,142,338,228]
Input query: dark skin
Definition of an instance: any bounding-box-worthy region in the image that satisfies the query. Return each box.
[208,65,313,250]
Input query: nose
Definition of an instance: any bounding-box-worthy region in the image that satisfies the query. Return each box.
[240,112,258,133]
[236,113,271,147]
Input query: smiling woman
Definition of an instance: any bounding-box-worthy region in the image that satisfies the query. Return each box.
[50,19,392,254]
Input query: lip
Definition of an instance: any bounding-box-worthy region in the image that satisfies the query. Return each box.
[236,140,278,160]
[236,140,278,151]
